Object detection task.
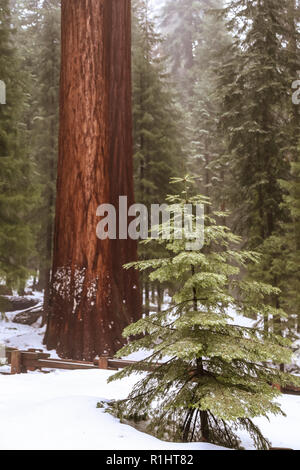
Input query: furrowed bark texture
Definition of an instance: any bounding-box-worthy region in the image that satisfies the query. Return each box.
[45,0,141,360]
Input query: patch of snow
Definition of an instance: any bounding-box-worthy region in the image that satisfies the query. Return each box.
[0,291,58,358]
[239,395,300,450]
[0,369,225,450]
[227,305,256,329]
[0,291,299,450]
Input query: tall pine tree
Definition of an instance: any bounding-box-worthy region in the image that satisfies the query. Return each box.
[191,0,230,209]
[216,0,300,334]
[0,0,36,291]
[34,0,60,322]
[132,0,185,311]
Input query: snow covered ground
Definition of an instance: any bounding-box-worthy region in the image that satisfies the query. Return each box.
[0,362,299,450]
[0,369,225,451]
[0,294,300,450]
[0,295,223,450]
[0,291,59,358]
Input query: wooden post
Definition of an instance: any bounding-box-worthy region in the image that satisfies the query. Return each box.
[272,383,282,392]
[11,351,22,375]
[97,356,119,371]
[98,356,109,370]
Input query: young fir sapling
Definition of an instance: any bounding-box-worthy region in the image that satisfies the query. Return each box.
[108,176,299,449]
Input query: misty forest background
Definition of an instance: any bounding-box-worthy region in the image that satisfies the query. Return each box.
[1,0,300,341]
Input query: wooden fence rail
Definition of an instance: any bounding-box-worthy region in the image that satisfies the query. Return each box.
[4,347,158,375]
[3,347,300,397]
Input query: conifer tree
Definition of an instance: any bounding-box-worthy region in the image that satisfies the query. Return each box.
[161,0,213,102]
[286,0,300,164]
[160,0,228,212]
[11,1,60,304]
[133,0,183,210]
[10,0,44,289]
[217,0,290,245]
[34,0,60,321]
[109,177,299,449]
[0,0,36,291]
[161,0,194,94]
[215,0,300,334]
[272,162,300,335]
[159,0,207,179]
[191,0,230,208]
[132,0,184,310]
[272,0,300,336]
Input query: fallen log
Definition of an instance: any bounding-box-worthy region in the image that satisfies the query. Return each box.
[0,296,39,313]
[13,308,43,325]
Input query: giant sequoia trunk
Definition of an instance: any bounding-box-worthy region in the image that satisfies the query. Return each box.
[45,0,141,360]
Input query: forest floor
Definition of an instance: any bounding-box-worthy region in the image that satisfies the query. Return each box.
[0,293,300,450]
[0,368,227,451]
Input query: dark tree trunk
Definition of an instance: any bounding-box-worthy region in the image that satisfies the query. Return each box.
[144,280,150,317]
[45,0,141,360]
[42,110,56,327]
[157,284,162,313]
[41,213,53,327]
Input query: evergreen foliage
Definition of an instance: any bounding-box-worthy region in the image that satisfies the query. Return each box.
[190,0,230,207]
[217,0,290,244]
[33,0,60,296]
[10,0,60,296]
[160,0,216,101]
[214,0,300,336]
[132,0,185,309]
[0,0,37,290]
[271,161,300,336]
[109,177,299,449]
[132,0,184,209]
[160,0,229,213]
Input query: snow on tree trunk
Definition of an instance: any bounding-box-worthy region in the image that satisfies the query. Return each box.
[45,0,141,360]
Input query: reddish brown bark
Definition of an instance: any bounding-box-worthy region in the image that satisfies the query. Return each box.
[45,0,141,360]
